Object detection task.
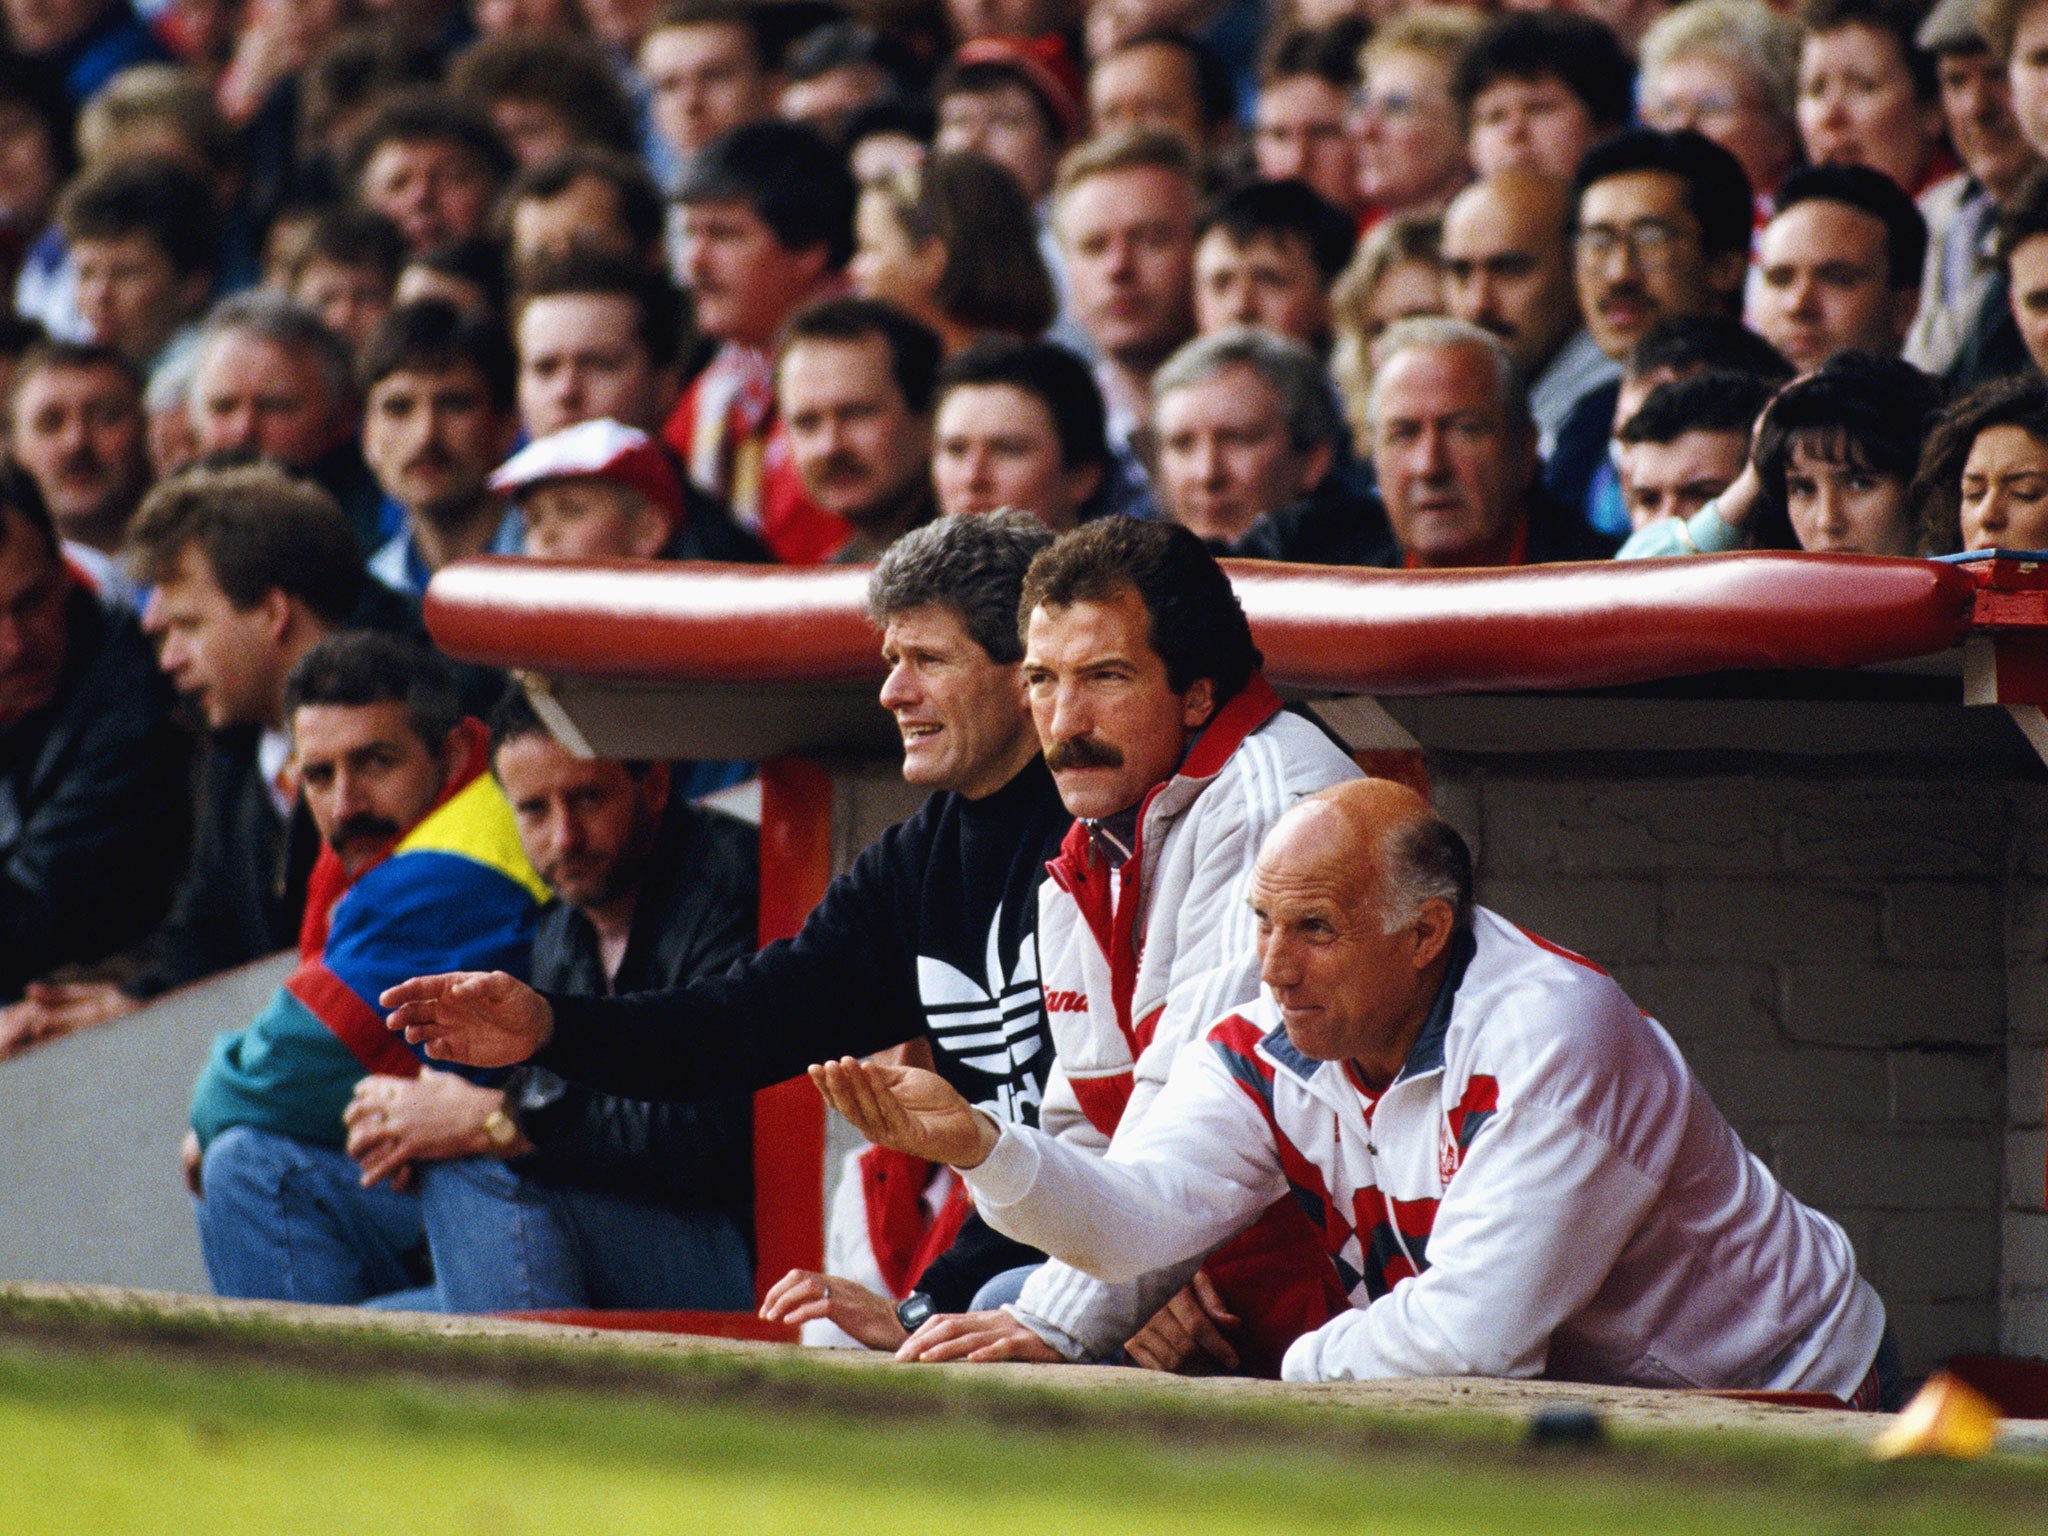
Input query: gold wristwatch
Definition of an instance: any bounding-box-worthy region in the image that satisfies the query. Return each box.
[482,1107,521,1153]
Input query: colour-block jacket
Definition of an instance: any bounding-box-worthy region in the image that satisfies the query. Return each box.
[1012,676,1360,1355]
[971,908,1887,1394]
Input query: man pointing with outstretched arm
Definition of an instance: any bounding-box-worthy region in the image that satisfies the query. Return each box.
[812,778,1899,1403]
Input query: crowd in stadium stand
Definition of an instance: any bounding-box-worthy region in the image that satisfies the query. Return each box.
[13,0,2048,1402]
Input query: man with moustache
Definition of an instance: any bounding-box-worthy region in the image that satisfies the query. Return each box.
[383,514,1075,1348]
[7,341,151,601]
[776,299,940,564]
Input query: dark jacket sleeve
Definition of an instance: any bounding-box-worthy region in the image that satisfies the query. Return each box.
[534,810,931,1102]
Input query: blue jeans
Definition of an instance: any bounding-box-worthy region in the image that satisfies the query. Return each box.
[196,1125,752,1311]
[970,1263,1042,1312]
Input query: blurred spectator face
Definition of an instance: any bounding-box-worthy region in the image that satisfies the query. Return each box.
[1938,46,2035,204]
[359,136,501,254]
[73,233,207,364]
[1090,42,1207,155]
[937,82,1062,205]
[933,382,1099,529]
[1254,75,1360,212]
[1057,165,1197,373]
[516,292,672,436]
[2,0,107,55]
[520,477,669,558]
[1783,435,1913,553]
[850,128,925,187]
[1156,363,1331,543]
[1193,228,1330,345]
[1371,340,1536,566]
[1469,73,1601,182]
[0,99,61,232]
[778,332,932,530]
[2012,2,2048,160]
[1797,23,1942,193]
[509,174,641,266]
[363,359,518,526]
[0,505,68,728]
[192,331,353,467]
[147,396,197,480]
[1960,423,2048,549]
[1621,427,1744,529]
[496,731,664,909]
[142,542,286,730]
[782,64,891,138]
[293,256,396,359]
[1642,52,1795,202]
[1574,170,1735,360]
[880,600,1036,797]
[945,0,1058,42]
[680,197,832,351]
[1441,175,1576,377]
[1750,198,1911,372]
[486,97,579,169]
[579,0,659,51]
[1353,49,1467,213]
[395,262,492,316]
[293,698,451,876]
[9,361,147,540]
[1361,256,1443,347]
[2011,232,2048,372]
[473,0,577,35]
[851,186,941,321]
[640,22,775,160]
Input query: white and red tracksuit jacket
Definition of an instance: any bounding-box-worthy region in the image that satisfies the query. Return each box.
[974,907,1887,1393]
[1011,675,1361,1355]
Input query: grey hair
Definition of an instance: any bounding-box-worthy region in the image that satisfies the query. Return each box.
[191,290,358,413]
[1367,315,1530,437]
[1640,0,1802,128]
[1151,327,1342,452]
[867,510,1056,664]
[1378,813,1475,934]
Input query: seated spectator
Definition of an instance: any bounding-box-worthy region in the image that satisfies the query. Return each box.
[815,779,1896,1406]
[185,633,545,1307]
[931,337,1107,532]
[188,291,385,553]
[514,248,688,440]
[935,36,1084,211]
[57,157,218,382]
[447,30,640,168]
[337,692,758,1311]
[295,29,445,199]
[361,301,523,596]
[1615,369,1776,531]
[1440,171,1616,462]
[844,96,935,188]
[1913,370,2048,552]
[1327,214,1442,443]
[1797,0,1949,197]
[1151,327,1338,547]
[1639,0,1803,210]
[1352,8,1483,223]
[345,89,517,256]
[1758,353,1940,553]
[2000,166,2048,376]
[1087,33,1237,168]
[1453,13,1635,184]
[667,121,859,563]
[1193,179,1357,352]
[636,0,782,193]
[1367,317,1617,568]
[1749,164,1927,374]
[396,237,509,320]
[1251,24,1367,219]
[778,298,941,563]
[494,416,766,562]
[501,148,668,271]
[850,151,1057,355]
[8,0,167,105]
[142,336,199,479]
[779,22,915,142]
[0,53,76,334]
[287,206,406,363]
[7,340,150,597]
[0,457,183,1009]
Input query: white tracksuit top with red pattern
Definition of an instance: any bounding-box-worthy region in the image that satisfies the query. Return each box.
[972,908,1887,1392]
[1010,675,1361,1354]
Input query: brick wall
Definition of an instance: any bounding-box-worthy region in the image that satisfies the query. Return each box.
[1436,755,2032,1377]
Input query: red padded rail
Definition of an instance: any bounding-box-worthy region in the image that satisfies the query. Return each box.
[426,552,1978,695]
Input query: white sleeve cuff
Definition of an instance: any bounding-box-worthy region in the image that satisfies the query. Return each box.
[1003,1304,1088,1361]
[964,1122,1041,1207]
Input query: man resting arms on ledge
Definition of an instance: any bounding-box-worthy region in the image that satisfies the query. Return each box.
[804,779,1899,1404]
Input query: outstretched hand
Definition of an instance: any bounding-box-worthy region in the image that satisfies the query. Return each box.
[380,971,553,1068]
[808,1056,999,1169]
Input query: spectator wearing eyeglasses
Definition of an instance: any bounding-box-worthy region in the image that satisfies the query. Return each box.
[1350,8,1483,228]
[1638,0,1804,216]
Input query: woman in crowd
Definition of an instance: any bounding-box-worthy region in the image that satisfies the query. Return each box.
[1794,0,1950,198]
[1327,212,1442,448]
[1350,7,1480,229]
[1639,0,1804,214]
[850,150,1056,355]
[1914,372,2048,553]
[1753,354,1939,555]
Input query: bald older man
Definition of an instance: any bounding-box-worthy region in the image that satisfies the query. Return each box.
[815,779,1897,1403]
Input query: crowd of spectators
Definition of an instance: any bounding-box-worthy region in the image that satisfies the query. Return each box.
[3,0,2042,1398]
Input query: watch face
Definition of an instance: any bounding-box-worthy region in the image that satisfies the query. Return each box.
[897,1292,936,1332]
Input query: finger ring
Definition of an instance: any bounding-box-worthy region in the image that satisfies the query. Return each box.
[822,1281,832,1301]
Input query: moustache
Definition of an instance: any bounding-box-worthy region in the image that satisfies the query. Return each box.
[55,450,106,481]
[1045,736,1123,772]
[809,452,871,486]
[403,450,454,475]
[329,813,402,850]
[1597,281,1652,309]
